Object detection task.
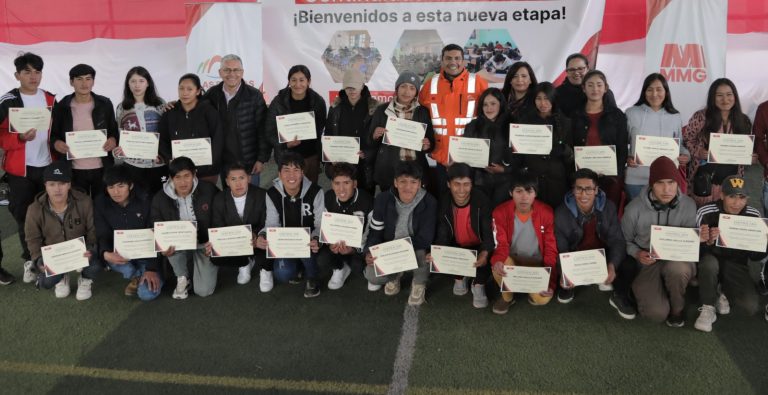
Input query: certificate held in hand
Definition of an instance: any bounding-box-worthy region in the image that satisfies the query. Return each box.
[114,229,156,259]
[384,117,426,151]
[276,112,317,143]
[266,227,311,258]
[707,133,754,165]
[500,266,551,293]
[447,136,490,168]
[319,212,364,249]
[649,225,699,262]
[574,145,618,176]
[321,136,360,164]
[8,107,52,133]
[634,135,679,166]
[171,138,212,166]
[716,214,768,253]
[369,237,418,277]
[429,245,477,277]
[509,123,553,155]
[209,225,254,257]
[154,221,198,252]
[559,249,608,286]
[66,129,108,159]
[41,237,89,277]
[120,130,159,161]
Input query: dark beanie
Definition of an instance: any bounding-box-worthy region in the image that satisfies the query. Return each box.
[648,156,677,185]
[395,71,421,91]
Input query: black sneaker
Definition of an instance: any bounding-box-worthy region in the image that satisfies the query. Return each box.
[609,294,637,320]
[666,313,685,328]
[303,280,320,298]
[289,271,303,285]
[557,287,575,304]
[0,267,16,285]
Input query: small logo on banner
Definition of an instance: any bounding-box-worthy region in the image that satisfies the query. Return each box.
[196,55,223,80]
[660,43,707,83]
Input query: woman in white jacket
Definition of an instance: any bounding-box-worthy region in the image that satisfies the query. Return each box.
[625,73,690,200]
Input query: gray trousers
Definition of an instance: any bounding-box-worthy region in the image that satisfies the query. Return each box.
[365,249,429,285]
[698,253,760,315]
[168,248,218,297]
[632,260,692,322]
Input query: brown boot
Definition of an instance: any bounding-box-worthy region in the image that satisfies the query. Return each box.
[124,277,139,296]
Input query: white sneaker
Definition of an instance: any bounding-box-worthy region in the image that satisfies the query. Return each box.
[54,275,70,298]
[367,281,382,292]
[471,284,488,308]
[597,283,614,292]
[327,264,351,290]
[173,276,190,300]
[75,276,93,301]
[259,269,274,293]
[237,260,255,285]
[694,305,717,332]
[23,260,36,283]
[716,293,730,315]
[408,283,426,306]
[453,278,468,296]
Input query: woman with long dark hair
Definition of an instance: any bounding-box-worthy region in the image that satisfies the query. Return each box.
[684,78,754,206]
[501,61,537,119]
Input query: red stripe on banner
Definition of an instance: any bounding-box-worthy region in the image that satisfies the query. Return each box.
[727,0,768,34]
[645,0,672,33]
[185,3,212,42]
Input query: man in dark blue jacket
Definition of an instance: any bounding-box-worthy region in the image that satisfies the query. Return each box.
[364,161,437,306]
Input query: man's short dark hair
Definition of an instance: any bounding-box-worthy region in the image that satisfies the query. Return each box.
[330,163,357,180]
[510,169,538,193]
[441,44,464,58]
[278,152,305,172]
[14,53,43,73]
[447,163,473,182]
[565,53,589,68]
[168,157,197,177]
[572,168,599,186]
[103,164,134,187]
[394,161,423,181]
[69,64,96,80]
[223,162,248,178]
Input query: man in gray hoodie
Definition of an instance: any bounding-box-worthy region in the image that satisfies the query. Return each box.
[619,156,698,326]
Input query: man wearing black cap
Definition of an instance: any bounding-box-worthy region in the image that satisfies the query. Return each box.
[24,161,100,300]
[694,175,767,332]
[618,156,697,326]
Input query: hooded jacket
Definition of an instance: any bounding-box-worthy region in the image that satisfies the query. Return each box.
[94,188,158,271]
[50,91,118,167]
[24,188,97,262]
[366,187,437,253]
[263,176,325,239]
[151,178,219,243]
[324,188,374,250]
[434,189,495,254]
[265,87,327,161]
[621,185,697,259]
[625,104,687,186]
[157,100,223,178]
[554,189,626,267]
[210,184,267,266]
[0,88,57,176]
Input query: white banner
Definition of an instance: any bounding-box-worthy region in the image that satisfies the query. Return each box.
[186,2,263,91]
[262,0,605,102]
[644,0,727,122]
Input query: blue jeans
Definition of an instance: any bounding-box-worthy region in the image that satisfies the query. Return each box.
[137,275,163,302]
[108,259,152,279]
[273,257,318,283]
[38,257,101,289]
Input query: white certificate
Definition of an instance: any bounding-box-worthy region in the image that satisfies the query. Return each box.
[384,117,426,151]
[41,237,89,277]
[448,136,490,168]
[154,221,198,252]
[559,249,609,286]
[635,135,679,166]
[114,229,156,260]
[266,227,311,258]
[276,111,317,143]
[500,266,551,293]
[716,214,768,253]
[509,123,553,155]
[429,245,477,277]
[209,225,254,257]
[120,130,159,161]
[574,145,618,176]
[319,212,364,249]
[171,138,212,166]
[649,225,700,262]
[8,107,52,133]
[321,136,360,164]
[707,133,754,165]
[369,237,418,277]
[66,129,108,160]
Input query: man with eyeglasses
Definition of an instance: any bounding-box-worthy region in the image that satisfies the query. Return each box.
[555,53,617,117]
[554,168,625,304]
[204,54,269,187]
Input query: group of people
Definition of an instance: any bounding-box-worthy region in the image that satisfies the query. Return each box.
[0,44,767,333]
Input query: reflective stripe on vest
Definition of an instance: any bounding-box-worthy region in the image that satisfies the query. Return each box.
[430,103,440,119]
[466,100,475,118]
[431,118,446,127]
[467,73,476,94]
[430,74,439,95]
[455,128,465,136]
[434,127,448,135]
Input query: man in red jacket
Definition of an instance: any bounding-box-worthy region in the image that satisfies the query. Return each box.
[490,171,557,314]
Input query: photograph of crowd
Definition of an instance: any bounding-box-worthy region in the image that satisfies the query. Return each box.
[464,29,522,83]
[322,30,382,83]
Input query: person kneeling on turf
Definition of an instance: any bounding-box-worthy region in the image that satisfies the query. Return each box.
[152,157,219,299]
[620,156,697,326]
[364,161,437,305]
[318,163,373,291]
[694,175,767,332]
[25,161,100,300]
[554,168,625,304]
[207,162,269,290]
[491,170,558,314]
[257,152,324,298]
[95,164,162,301]
[427,163,493,308]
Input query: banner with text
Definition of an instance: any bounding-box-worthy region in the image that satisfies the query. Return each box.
[263,0,605,103]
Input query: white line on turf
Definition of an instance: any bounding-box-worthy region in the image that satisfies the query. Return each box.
[387,304,421,395]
